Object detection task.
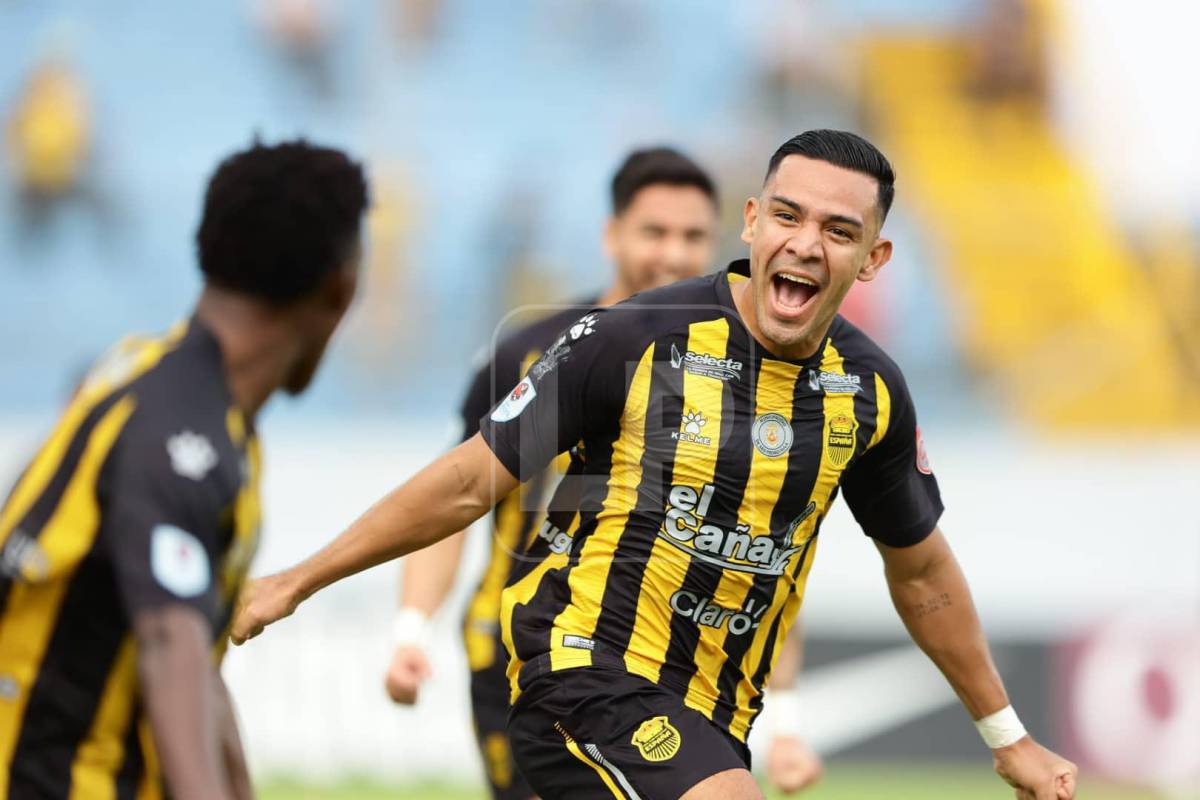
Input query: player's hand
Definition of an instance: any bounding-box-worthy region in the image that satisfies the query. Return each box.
[992,736,1077,799]
[384,645,432,705]
[229,571,305,645]
[766,734,824,794]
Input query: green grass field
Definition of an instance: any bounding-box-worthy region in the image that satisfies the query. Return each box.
[258,763,1177,800]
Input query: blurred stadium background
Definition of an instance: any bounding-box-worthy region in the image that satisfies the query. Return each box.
[2,0,1197,798]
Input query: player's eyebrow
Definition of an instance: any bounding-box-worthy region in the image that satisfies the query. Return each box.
[770,195,863,231]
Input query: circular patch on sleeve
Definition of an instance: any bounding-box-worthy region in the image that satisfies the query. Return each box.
[915,426,933,475]
[150,524,211,598]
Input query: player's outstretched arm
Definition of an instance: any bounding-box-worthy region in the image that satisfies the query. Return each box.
[385,530,467,704]
[231,433,517,645]
[876,527,1077,800]
[134,605,234,800]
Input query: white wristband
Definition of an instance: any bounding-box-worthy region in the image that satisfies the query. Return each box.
[393,608,432,649]
[974,705,1027,749]
[769,688,803,736]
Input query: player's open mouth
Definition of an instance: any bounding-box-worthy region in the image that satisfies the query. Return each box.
[769,272,820,321]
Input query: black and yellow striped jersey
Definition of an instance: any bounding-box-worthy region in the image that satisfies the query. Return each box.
[458,301,597,673]
[484,260,942,744]
[0,319,261,798]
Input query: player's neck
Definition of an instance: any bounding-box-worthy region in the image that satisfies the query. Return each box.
[195,289,300,418]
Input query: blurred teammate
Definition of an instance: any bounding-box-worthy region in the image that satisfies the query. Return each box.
[384,146,718,800]
[0,140,368,799]
[232,129,1076,799]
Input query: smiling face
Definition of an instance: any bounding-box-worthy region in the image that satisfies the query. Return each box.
[606,183,717,295]
[738,155,893,360]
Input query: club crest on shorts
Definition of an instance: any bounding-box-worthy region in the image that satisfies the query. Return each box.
[631,715,681,762]
[752,413,792,458]
[825,413,858,467]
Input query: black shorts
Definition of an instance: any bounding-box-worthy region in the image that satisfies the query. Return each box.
[469,640,536,800]
[507,665,751,800]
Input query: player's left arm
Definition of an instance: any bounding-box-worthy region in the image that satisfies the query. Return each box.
[842,364,1076,799]
[877,529,1076,799]
[101,408,240,799]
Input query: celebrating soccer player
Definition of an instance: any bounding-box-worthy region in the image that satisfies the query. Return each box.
[232,130,1077,800]
[385,146,820,799]
[0,140,368,799]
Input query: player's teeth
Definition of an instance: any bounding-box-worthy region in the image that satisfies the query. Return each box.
[779,274,816,287]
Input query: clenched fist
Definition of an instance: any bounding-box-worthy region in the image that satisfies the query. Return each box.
[384,645,432,705]
[766,734,824,794]
[993,736,1077,800]
[230,571,304,645]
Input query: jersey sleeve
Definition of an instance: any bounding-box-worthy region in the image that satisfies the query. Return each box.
[840,368,943,547]
[99,410,226,626]
[458,356,495,444]
[480,309,629,482]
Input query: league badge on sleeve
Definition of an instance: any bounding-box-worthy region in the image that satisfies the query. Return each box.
[916,425,933,475]
[490,377,537,422]
[150,524,211,598]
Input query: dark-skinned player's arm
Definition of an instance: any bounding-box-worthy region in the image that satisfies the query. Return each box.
[133,607,234,800]
[232,434,518,645]
[104,409,247,800]
[213,669,254,800]
[876,528,1076,800]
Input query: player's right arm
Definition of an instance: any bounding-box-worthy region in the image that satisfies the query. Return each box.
[233,309,624,645]
[235,432,517,645]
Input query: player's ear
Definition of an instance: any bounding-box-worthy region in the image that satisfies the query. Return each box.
[320,252,361,315]
[740,197,759,245]
[857,236,892,283]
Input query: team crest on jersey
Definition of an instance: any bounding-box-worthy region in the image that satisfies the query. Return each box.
[825,414,859,467]
[752,413,792,458]
[631,716,681,762]
[491,377,537,422]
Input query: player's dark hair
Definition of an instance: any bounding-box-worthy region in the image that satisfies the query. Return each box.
[765,130,895,222]
[196,139,369,304]
[611,147,717,215]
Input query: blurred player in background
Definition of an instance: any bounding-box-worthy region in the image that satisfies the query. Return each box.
[383,147,820,797]
[0,140,368,799]
[232,129,1078,800]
